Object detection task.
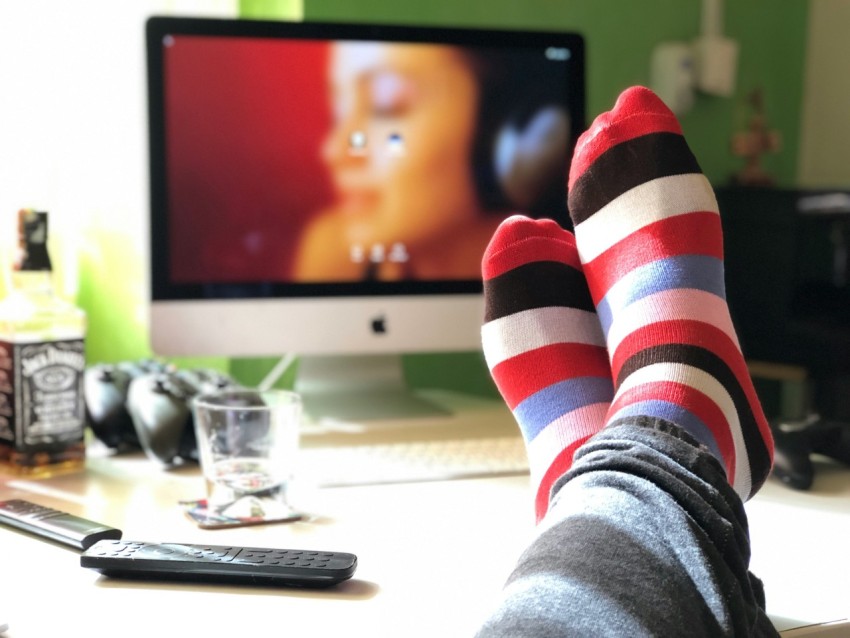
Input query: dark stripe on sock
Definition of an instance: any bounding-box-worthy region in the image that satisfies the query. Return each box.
[569,132,702,226]
[615,343,771,496]
[484,261,595,322]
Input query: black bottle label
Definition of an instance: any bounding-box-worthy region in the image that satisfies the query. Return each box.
[0,339,86,449]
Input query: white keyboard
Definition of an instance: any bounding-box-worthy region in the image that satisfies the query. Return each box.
[299,435,529,487]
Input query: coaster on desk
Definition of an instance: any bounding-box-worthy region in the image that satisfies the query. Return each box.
[180,496,303,529]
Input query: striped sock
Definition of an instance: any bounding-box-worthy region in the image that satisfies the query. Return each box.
[482,215,613,522]
[567,86,774,500]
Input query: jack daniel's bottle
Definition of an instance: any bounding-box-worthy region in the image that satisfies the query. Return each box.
[0,209,86,475]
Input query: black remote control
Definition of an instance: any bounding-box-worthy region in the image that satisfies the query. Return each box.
[81,540,358,588]
[0,499,123,550]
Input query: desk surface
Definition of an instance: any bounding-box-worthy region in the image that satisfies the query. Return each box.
[1,421,850,636]
[0,455,534,637]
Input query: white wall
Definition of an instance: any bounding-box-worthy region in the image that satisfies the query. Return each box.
[0,0,236,301]
[798,0,850,187]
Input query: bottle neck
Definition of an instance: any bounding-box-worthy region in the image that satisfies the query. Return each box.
[10,269,55,296]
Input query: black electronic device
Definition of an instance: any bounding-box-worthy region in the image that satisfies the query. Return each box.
[84,360,169,450]
[145,16,586,423]
[770,419,850,490]
[85,361,240,467]
[81,540,357,588]
[0,499,123,550]
[126,367,240,466]
[721,188,850,418]
[770,426,816,490]
[720,187,850,488]
[126,371,196,466]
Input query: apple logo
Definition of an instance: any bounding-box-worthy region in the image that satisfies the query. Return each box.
[371,314,387,335]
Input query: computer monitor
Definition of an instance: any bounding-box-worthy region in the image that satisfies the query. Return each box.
[145,16,585,422]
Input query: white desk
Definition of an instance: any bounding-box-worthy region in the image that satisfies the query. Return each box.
[748,459,850,633]
[1,425,849,636]
[0,397,537,638]
[0,456,535,637]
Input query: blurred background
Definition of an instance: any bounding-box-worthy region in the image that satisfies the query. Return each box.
[1,0,846,395]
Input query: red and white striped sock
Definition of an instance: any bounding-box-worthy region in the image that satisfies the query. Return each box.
[567,86,774,500]
[482,215,613,522]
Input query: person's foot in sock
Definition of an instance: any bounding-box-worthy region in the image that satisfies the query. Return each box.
[482,215,613,522]
[567,85,773,500]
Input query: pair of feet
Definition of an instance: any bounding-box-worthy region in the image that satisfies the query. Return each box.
[481,86,774,522]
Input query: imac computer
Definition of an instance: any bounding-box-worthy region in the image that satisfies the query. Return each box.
[145,16,585,422]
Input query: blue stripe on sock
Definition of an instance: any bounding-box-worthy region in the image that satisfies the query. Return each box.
[597,255,726,336]
[613,400,722,460]
[515,376,614,442]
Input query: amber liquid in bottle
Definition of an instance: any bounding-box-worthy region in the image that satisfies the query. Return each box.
[0,210,86,476]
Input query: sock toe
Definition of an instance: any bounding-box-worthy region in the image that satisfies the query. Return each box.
[482,215,580,281]
[568,86,683,191]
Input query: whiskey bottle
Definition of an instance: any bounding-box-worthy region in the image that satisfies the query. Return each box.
[0,209,87,475]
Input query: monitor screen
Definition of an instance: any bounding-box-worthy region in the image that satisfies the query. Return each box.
[146,16,585,363]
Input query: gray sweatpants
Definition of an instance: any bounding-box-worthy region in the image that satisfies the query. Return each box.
[475,417,779,637]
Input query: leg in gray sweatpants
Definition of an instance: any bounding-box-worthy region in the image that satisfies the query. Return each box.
[475,416,778,638]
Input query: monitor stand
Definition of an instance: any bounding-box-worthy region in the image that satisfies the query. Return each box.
[293,354,451,425]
